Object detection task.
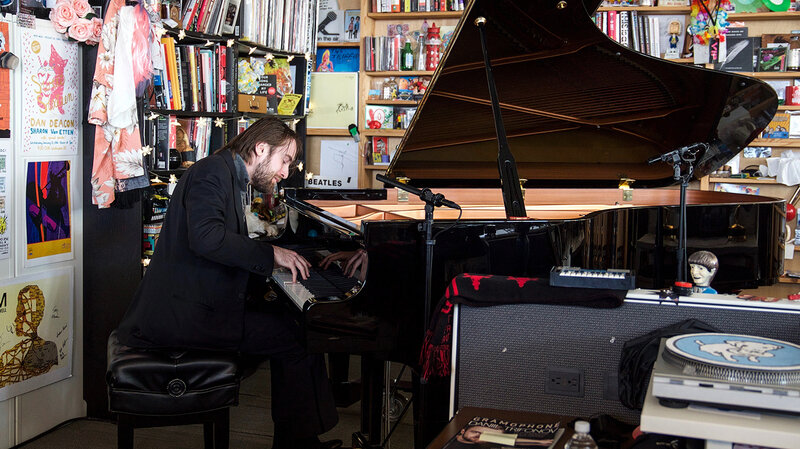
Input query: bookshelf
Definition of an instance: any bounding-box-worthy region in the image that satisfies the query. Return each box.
[695,5,800,298]
[356,0,463,188]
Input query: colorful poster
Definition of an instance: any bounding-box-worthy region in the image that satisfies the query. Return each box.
[25,160,72,265]
[0,140,9,260]
[0,268,73,401]
[0,21,11,138]
[21,21,80,155]
[315,47,359,72]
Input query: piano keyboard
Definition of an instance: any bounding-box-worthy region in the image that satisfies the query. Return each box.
[549,266,635,290]
[271,248,362,310]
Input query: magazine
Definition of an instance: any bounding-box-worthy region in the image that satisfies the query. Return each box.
[441,415,565,449]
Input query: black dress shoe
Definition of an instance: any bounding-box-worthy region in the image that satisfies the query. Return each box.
[320,439,343,449]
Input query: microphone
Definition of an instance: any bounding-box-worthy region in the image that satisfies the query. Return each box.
[376,174,460,210]
[647,143,707,165]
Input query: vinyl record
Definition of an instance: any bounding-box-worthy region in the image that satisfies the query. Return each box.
[663,333,800,384]
[729,0,760,12]
[762,0,791,12]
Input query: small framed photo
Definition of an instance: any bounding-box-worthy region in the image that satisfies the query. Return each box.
[343,9,360,42]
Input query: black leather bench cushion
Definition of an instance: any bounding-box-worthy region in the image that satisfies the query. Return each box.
[106,331,242,416]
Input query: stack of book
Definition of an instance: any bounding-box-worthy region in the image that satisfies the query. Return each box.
[152,37,236,113]
[371,0,465,12]
[181,0,242,35]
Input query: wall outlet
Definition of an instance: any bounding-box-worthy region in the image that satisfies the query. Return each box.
[545,367,584,397]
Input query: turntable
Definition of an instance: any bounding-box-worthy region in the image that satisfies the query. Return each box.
[651,333,800,414]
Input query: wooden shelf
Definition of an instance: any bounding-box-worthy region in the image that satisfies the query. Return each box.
[728,11,800,20]
[364,164,390,170]
[316,41,360,47]
[738,72,800,79]
[708,177,777,184]
[749,138,800,147]
[779,105,800,111]
[363,129,407,137]
[306,128,351,136]
[367,11,462,19]
[366,70,433,76]
[366,99,418,105]
[597,6,690,13]
[779,275,800,284]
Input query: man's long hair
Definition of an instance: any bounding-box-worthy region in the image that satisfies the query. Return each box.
[217,117,303,163]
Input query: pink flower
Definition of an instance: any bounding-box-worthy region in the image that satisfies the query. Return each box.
[68,17,94,42]
[89,17,103,42]
[71,0,93,18]
[50,1,77,30]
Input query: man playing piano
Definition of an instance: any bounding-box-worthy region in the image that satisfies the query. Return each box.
[115,117,341,449]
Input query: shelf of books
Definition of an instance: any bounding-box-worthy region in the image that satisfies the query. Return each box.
[355,0,463,187]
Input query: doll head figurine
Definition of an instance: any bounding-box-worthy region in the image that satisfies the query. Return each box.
[689,250,719,293]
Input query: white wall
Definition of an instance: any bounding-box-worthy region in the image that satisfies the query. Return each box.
[0,16,85,448]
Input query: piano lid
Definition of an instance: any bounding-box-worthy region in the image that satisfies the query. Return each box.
[386,0,778,189]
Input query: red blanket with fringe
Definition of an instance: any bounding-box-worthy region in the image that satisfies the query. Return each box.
[419,274,626,381]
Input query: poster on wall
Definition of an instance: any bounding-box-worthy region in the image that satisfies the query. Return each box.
[0,140,10,260]
[307,72,358,129]
[0,267,73,401]
[25,159,72,266]
[21,20,79,155]
[0,21,11,138]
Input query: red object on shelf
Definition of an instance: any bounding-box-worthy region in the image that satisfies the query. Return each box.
[787,203,796,222]
[425,23,442,71]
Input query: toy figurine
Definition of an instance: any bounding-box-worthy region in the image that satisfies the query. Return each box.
[689,250,719,293]
[665,19,682,59]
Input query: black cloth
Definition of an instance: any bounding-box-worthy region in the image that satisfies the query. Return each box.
[419,274,626,381]
[116,150,337,438]
[617,318,720,410]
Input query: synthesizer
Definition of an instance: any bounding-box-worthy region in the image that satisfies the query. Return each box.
[549,266,635,290]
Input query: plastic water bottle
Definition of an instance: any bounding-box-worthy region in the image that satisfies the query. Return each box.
[564,421,598,449]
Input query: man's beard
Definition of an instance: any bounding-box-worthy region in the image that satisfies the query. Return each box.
[250,161,277,195]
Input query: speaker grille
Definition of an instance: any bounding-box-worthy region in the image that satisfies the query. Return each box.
[455,301,800,424]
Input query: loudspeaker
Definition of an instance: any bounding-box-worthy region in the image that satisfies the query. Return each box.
[451,296,800,424]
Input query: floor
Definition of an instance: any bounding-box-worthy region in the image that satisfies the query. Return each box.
[15,362,416,449]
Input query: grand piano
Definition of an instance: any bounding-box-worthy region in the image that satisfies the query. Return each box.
[271,0,784,447]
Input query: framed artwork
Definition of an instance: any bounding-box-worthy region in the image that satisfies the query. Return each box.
[307,72,358,129]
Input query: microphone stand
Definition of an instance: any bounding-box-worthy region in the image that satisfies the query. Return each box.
[648,143,706,287]
[376,173,459,448]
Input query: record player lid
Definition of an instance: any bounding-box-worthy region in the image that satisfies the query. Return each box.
[385,0,778,189]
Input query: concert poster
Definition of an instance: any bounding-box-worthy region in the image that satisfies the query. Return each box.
[25,159,73,266]
[0,267,73,401]
[21,20,80,155]
[0,21,11,138]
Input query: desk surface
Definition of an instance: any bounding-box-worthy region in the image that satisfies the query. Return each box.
[640,375,800,448]
[425,407,575,449]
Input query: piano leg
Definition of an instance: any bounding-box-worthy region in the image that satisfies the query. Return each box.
[412,373,450,449]
[329,353,360,407]
[353,354,384,448]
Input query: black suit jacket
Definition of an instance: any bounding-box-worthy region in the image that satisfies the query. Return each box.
[117,150,275,350]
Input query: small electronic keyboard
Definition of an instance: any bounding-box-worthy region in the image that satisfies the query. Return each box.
[549,266,635,290]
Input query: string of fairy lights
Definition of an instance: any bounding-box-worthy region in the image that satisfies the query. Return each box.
[144,28,310,183]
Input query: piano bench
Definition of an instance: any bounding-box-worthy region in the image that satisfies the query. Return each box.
[105,330,259,449]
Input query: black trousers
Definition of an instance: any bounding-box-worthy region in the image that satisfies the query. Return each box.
[238,300,338,438]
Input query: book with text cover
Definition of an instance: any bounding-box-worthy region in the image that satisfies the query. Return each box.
[441,415,565,449]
